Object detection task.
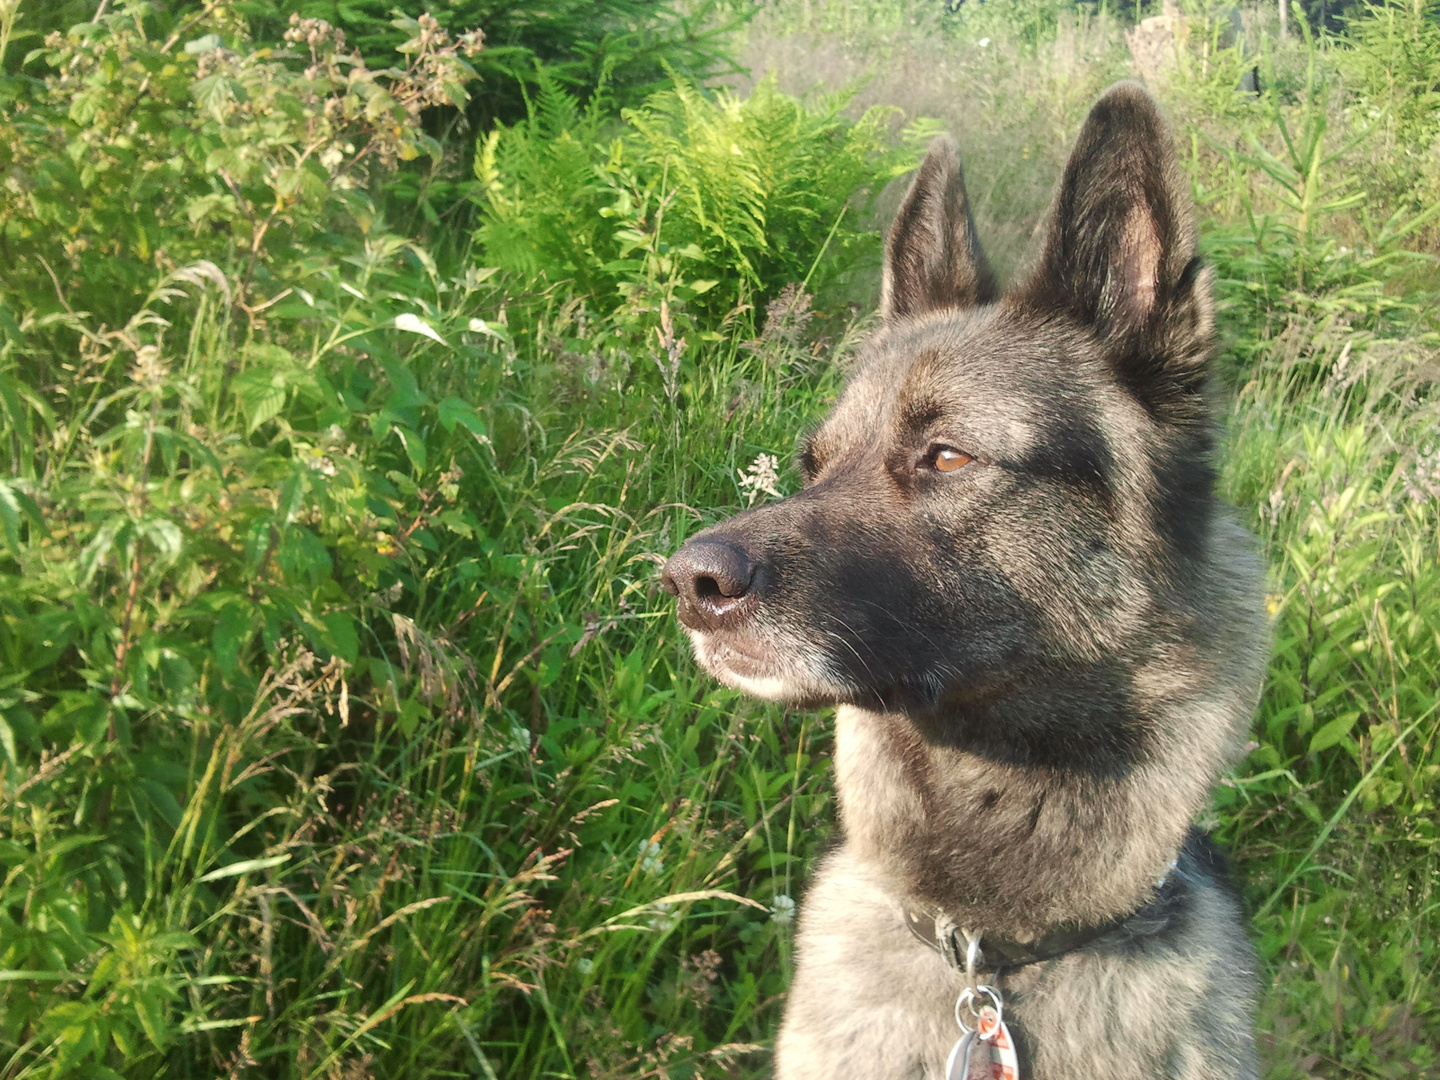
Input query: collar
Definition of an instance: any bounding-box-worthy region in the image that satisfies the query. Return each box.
[903,870,1180,974]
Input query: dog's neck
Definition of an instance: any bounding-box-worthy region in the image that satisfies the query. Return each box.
[829,526,1269,939]
[831,656,1251,938]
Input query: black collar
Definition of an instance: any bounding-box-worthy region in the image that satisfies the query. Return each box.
[903,873,1179,974]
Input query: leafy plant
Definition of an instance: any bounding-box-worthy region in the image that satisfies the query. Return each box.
[0,0,482,318]
[474,72,920,321]
[1334,0,1440,167]
[255,0,749,124]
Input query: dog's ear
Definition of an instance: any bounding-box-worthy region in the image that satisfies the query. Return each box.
[1021,82,1212,417]
[881,136,998,321]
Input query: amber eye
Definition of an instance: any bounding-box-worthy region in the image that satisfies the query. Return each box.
[931,447,973,473]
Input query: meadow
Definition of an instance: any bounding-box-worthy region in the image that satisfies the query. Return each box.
[0,0,1436,1076]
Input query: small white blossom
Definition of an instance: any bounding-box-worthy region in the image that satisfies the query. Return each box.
[738,453,782,506]
[770,894,796,924]
[648,901,678,932]
[637,838,664,876]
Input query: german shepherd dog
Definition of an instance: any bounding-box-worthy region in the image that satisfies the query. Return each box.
[661,83,1268,1079]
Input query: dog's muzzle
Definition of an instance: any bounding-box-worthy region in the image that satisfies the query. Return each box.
[660,537,758,631]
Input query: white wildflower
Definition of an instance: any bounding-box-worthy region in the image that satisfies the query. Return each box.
[648,901,678,932]
[770,894,796,925]
[637,837,664,876]
[738,453,782,506]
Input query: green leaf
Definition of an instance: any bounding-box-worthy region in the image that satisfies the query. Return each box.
[1310,711,1361,754]
[183,34,222,54]
[437,508,474,538]
[80,517,130,582]
[437,397,486,437]
[0,711,16,766]
[394,312,447,345]
[192,74,234,117]
[212,598,256,679]
[232,367,288,434]
[397,427,426,473]
[321,612,359,664]
[140,517,183,566]
[0,479,43,553]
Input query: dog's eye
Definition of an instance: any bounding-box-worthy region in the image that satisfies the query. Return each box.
[927,446,973,473]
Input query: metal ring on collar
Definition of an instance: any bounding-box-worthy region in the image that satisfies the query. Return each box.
[954,985,1004,1035]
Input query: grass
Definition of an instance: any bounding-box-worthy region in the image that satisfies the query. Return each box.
[1,0,1438,1076]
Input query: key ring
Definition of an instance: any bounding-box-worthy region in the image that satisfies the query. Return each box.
[947,981,1018,1079]
[954,984,1004,1036]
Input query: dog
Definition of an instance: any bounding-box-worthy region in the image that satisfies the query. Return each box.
[660,81,1269,1079]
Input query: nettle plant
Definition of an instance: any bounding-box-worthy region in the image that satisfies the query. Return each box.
[2,0,483,314]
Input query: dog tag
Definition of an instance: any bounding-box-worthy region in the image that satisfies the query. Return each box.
[945,1029,978,1080]
[975,1007,1021,1080]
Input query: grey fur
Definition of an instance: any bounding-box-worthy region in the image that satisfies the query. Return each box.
[662,82,1268,1079]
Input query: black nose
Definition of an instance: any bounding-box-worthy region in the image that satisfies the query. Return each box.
[660,538,758,631]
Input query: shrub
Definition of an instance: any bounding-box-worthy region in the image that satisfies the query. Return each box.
[256,0,750,125]
[0,0,482,320]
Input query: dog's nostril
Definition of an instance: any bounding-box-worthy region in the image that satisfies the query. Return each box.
[695,575,723,600]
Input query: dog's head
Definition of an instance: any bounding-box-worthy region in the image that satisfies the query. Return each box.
[662,84,1222,740]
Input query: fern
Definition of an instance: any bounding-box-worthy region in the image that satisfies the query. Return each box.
[472,74,917,318]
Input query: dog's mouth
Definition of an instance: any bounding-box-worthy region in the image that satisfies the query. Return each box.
[660,533,928,710]
[685,626,851,706]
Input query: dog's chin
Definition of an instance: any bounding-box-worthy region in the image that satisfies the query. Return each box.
[686,630,850,707]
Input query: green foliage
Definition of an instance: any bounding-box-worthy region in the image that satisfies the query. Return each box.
[0,200,858,1074]
[240,0,749,127]
[948,0,1085,49]
[0,0,481,319]
[1174,18,1440,1077]
[0,3,888,1073]
[1334,0,1440,161]
[473,73,919,320]
[1217,314,1440,1078]
[230,0,748,128]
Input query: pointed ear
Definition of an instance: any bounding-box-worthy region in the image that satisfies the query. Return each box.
[881,136,998,321]
[1021,82,1213,415]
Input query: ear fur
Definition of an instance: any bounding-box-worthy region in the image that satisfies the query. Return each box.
[881,137,998,321]
[1021,82,1213,418]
